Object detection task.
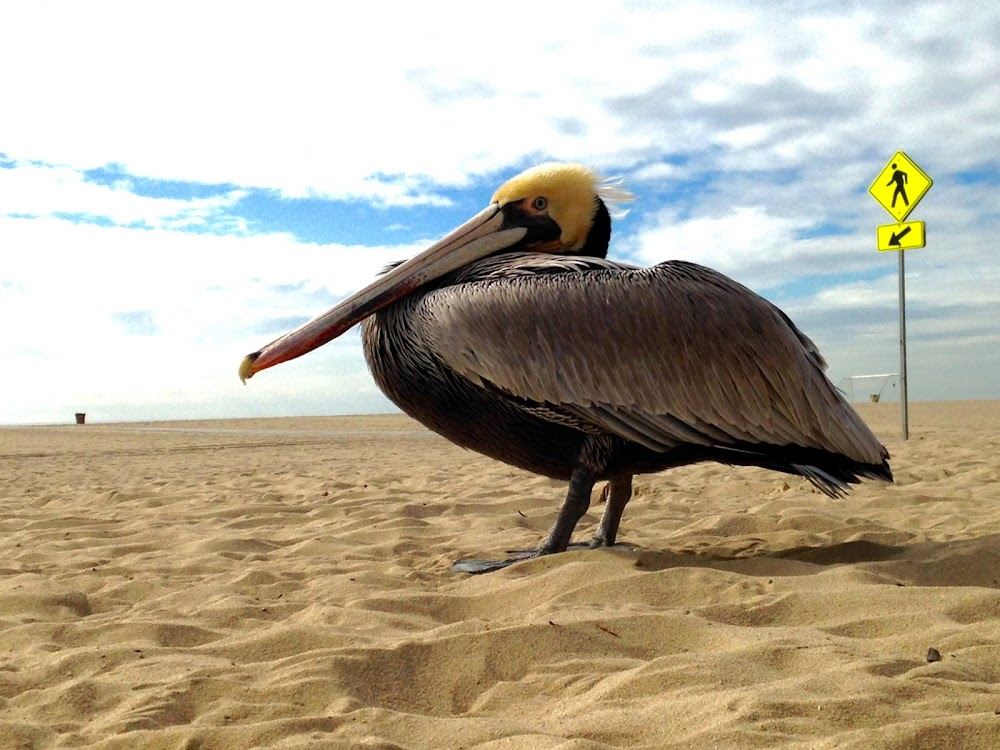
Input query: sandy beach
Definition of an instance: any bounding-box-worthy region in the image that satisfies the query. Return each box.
[2,401,1000,749]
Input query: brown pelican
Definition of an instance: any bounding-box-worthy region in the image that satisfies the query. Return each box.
[240,163,892,573]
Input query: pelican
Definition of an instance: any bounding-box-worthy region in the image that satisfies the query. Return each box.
[240,163,892,573]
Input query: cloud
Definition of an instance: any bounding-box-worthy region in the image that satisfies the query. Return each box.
[112,311,160,336]
[0,214,418,423]
[5,4,999,210]
[0,160,247,230]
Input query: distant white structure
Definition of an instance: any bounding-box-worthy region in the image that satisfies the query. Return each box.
[838,373,900,403]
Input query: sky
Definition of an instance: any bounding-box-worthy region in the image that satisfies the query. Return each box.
[2,0,998,425]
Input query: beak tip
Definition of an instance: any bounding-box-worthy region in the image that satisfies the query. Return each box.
[239,352,260,384]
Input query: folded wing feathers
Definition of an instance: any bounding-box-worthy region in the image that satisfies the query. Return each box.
[416,257,886,470]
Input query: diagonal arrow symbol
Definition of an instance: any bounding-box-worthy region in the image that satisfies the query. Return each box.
[889,226,912,246]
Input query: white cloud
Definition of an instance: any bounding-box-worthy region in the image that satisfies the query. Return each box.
[0,161,246,228]
[626,204,887,293]
[4,3,999,199]
[0,215,418,423]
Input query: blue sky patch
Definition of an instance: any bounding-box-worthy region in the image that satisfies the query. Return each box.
[53,211,117,228]
[794,222,854,240]
[112,311,160,336]
[83,164,239,199]
[953,167,1000,186]
[765,267,890,301]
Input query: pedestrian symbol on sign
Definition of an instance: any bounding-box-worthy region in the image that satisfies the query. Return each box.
[888,163,908,208]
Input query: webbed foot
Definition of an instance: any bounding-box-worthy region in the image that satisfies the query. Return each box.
[452,550,539,574]
[453,538,618,574]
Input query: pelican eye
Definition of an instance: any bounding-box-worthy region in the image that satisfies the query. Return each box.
[532,196,548,211]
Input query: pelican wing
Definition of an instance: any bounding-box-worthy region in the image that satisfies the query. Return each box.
[413,258,884,465]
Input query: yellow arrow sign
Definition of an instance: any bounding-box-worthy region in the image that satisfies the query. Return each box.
[877,221,925,252]
[869,151,932,222]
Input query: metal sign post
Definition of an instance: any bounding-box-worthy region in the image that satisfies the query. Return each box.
[897,248,908,439]
[869,150,933,440]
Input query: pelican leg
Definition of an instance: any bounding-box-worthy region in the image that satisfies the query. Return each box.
[452,467,596,574]
[522,473,634,552]
[538,466,596,553]
[589,473,633,547]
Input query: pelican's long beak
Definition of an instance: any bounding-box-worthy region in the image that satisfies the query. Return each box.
[239,204,526,382]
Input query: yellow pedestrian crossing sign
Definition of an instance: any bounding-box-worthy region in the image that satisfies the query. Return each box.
[877,220,925,251]
[869,151,932,222]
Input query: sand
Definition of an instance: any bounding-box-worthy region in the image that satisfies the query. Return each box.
[2,401,1000,749]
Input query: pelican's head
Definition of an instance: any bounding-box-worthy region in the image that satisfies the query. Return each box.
[489,162,631,258]
[239,163,632,382]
